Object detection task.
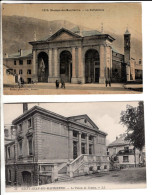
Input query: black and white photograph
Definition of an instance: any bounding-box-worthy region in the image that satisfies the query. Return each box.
[4,102,146,191]
[2,3,142,95]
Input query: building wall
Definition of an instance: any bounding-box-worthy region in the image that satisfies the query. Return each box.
[95,135,107,155]
[3,66,16,85]
[40,116,69,161]
[4,58,33,83]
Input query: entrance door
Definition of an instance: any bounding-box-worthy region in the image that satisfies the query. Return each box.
[22,171,32,186]
[95,68,100,83]
[73,141,78,159]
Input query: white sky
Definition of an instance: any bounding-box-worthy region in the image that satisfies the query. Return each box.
[4,102,139,144]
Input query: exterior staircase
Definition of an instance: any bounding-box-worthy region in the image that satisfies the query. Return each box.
[57,173,72,182]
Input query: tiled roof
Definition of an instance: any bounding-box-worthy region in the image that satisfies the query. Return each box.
[108,133,130,147]
[6,49,32,59]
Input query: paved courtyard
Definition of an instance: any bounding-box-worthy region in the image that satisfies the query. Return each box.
[3,83,142,95]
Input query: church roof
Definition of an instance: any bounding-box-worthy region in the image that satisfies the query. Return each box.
[108,133,130,147]
[30,27,115,43]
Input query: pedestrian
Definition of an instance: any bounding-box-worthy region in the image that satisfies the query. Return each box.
[55,80,59,89]
[105,79,108,87]
[18,75,22,89]
[61,79,65,89]
[109,78,111,87]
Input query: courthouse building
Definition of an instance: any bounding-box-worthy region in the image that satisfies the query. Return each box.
[3,26,142,84]
[5,105,109,186]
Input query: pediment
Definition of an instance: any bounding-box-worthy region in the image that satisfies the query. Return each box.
[47,28,81,42]
[68,115,99,129]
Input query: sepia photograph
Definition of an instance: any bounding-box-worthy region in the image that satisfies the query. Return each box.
[4,102,146,191]
[2,3,142,95]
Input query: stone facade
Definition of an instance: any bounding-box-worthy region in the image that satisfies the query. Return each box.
[5,106,108,186]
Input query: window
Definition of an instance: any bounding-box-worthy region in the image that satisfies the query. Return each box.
[81,133,85,139]
[84,119,87,123]
[27,69,31,74]
[13,145,15,158]
[27,60,31,64]
[14,60,16,65]
[8,169,11,182]
[19,60,23,65]
[124,146,129,151]
[18,124,22,132]
[89,135,93,141]
[28,137,33,155]
[8,146,11,159]
[89,144,93,154]
[18,141,23,156]
[81,143,86,154]
[14,69,16,74]
[28,118,32,128]
[73,131,78,137]
[19,69,23,74]
[123,156,129,162]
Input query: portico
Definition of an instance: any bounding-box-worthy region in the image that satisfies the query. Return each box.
[29,28,114,84]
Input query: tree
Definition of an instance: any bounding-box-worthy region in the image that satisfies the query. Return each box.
[120,101,145,151]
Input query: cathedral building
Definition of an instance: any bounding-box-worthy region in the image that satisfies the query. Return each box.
[3,26,142,84]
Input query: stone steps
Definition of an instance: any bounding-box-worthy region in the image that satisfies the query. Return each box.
[57,174,72,182]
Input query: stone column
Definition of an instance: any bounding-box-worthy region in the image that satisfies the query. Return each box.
[32,50,38,82]
[71,47,77,83]
[78,47,85,84]
[68,129,73,160]
[48,49,53,82]
[99,45,105,84]
[93,136,97,155]
[86,134,89,154]
[78,132,82,156]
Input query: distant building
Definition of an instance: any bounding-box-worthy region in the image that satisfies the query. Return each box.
[108,134,142,168]
[3,26,142,84]
[5,105,109,186]
[3,49,33,84]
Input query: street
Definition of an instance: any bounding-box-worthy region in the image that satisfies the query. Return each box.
[3,83,142,95]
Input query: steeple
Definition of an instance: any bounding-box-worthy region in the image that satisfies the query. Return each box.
[124,26,130,35]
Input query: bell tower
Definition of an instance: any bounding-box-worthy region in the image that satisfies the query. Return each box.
[124,27,131,65]
[124,28,131,81]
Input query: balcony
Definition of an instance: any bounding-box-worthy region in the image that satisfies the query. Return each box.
[117,149,134,155]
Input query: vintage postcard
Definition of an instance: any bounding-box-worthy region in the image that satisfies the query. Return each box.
[2,3,142,95]
[3,102,146,191]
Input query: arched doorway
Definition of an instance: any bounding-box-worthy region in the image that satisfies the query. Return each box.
[85,49,100,83]
[38,52,48,82]
[60,51,72,82]
[22,171,32,186]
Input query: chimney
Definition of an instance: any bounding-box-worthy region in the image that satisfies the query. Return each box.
[23,103,28,113]
[19,49,23,56]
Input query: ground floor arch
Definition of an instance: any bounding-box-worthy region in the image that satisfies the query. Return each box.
[60,50,72,82]
[22,171,32,186]
[85,49,100,83]
[38,52,48,82]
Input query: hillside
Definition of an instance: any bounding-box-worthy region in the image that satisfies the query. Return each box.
[2,15,142,61]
